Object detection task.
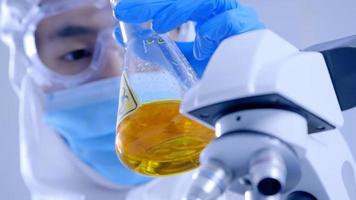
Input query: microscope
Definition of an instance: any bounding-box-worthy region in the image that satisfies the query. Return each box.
[181,29,356,200]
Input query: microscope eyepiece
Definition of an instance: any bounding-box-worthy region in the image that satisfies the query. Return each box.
[249,149,287,197]
[258,177,282,196]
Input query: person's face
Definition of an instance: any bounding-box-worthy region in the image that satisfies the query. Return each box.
[35,4,123,86]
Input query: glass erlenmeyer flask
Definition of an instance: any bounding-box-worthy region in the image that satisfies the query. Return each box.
[115,22,215,176]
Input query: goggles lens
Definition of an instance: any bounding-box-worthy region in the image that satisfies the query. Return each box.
[31,3,124,88]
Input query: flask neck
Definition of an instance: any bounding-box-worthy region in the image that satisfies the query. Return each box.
[119,22,153,44]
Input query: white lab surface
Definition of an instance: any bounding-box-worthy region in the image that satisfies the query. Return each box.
[0,0,356,199]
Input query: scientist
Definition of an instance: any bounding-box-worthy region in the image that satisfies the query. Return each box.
[0,0,263,199]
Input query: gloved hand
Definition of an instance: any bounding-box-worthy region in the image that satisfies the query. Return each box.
[113,0,265,61]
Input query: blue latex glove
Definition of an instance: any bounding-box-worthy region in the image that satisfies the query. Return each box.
[113,0,265,61]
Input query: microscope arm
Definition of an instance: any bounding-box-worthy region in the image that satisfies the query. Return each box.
[306,35,356,111]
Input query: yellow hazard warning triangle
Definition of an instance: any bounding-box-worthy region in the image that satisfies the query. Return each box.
[117,72,140,123]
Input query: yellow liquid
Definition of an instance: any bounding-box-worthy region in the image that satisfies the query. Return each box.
[116,100,215,176]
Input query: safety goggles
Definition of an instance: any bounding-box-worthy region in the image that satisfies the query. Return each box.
[21,0,124,91]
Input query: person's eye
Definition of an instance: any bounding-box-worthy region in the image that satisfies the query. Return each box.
[62,49,93,61]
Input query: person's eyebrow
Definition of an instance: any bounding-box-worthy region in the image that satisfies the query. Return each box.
[50,25,97,39]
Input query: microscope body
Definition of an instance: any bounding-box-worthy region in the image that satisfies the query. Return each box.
[181,30,356,200]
